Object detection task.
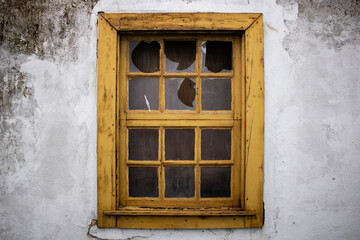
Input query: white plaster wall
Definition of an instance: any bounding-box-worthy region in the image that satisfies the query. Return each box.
[0,0,359,239]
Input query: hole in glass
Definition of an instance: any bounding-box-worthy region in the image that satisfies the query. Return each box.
[165,166,195,198]
[129,78,159,110]
[165,41,196,72]
[130,41,160,73]
[201,167,231,198]
[201,41,232,73]
[165,78,196,110]
[128,129,158,160]
[129,167,158,197]
[201,78,231,111]
[165,129,195,160]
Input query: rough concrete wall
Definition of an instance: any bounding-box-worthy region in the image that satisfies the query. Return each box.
[1,0,359,240]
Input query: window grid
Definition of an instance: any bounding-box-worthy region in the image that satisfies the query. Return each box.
[121,35,241,208]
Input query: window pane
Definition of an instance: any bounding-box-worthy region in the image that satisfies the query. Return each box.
[165,166,195,198]
[129,41,160,73]
[201,41,232,73]
[129,167,158,197]
[201,129,231,160]
[202,78,231,111]
[129,78,159,110]
[165,41,196,72]
[165,78,196,110]
[129,129,158,160]
[201,167,231,198]
[165,129,195,160]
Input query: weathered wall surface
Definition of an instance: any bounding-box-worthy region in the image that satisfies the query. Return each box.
[1,0,359,239]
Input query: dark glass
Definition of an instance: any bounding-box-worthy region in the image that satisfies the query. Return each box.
[165,41,196,72]
[201,129,231,160]
[128,129,158,160]
[129,78,159,110]
[129,41,160,73]
[165,166,195,198]
[165,129,195,160]
[201,41,232,73]
[165,78,196,110]
[201,167,231,198]
[129,167,158,197]
[201,78,231,111]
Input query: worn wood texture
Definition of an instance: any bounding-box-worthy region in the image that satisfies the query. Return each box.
[97,15,117,228]
[101,13,261,31]
[115,215,248,229]
[97,12,264,229]
[104,207,255,216]
[244,14,264,228]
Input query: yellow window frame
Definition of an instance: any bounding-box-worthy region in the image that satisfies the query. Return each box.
[97,13,264,229]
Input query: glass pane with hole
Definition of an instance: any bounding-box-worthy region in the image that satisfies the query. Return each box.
[165,129,195,160]
[165,41,196,73]
[201,167,231,198]
[129,41,160,73]
[165,78,196,110]
[201,41,232,73]
[201,129,231,160]
[129,78,159,110]
[201,78,231,111]
[129,167,158,197]
[128,129,158,160]
[165,166,195,198]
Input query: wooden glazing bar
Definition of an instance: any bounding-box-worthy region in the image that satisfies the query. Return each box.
[195,127,200,200]
[159,127,165,200]
[126,112,235,120]
[162,72,198,78]
[159,39,165,112]
[199,72,233,78]
[162,160,196,166]
[126,161,161,166]
[127,72,161,78]
[126,119,234,127]
[199,160,234,166]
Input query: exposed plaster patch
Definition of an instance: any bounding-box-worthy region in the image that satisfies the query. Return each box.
[279,0,360,58]
[0,0,98,60]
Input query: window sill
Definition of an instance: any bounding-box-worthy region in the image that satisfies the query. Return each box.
[104,207,256,216]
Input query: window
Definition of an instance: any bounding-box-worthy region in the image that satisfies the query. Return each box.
[97,13,264,229]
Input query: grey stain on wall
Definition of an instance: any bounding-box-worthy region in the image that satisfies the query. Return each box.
[0,0,98,59]
[279,0,360,57]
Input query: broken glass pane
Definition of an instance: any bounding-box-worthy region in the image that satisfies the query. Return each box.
[129,41,160,73]
[129,78,159,110]
[201,78,231,111]
[165,78,196,110]
[201,41,232,73]
[128,129,158,160]
[165,41,196,72]
[201,129,231,160]
[165,166,195,198]
[201,167,231,198]
[129,167,158,197]
[165,129,195,160]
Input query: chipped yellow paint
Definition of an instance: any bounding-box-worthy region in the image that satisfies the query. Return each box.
[97,15,117,228]
[97,13,264,229]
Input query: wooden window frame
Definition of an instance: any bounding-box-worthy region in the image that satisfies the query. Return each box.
[97,13,264,229]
